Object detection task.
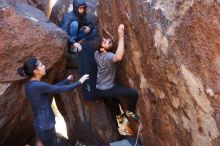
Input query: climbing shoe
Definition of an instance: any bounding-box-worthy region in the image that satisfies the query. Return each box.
[116,114,126,124]
[125,111,140,121]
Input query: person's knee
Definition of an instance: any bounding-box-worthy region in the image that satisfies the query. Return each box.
[70,21,79,29]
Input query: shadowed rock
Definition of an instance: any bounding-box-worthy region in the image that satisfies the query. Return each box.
[98,0,220,146]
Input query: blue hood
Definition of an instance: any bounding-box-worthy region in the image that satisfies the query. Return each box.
[73,0,87,9]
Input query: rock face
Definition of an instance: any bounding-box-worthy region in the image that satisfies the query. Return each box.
[0,1,66,82]
[0,82,35,146]
[27,0,51,17]
[98,0,220,146]
[49,0,71,25]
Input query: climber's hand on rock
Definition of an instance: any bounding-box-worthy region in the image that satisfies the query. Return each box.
[118,24,124,38]
[79,74,89,84]
[67,75,73,81]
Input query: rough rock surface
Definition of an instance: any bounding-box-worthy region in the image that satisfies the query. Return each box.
[27,0,50,17]
[98,0,220,146]
[0,1,66,82]
[49,0,71,25]
[0,82,35,146]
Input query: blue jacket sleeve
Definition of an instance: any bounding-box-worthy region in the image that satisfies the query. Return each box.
[37,81,81,94]
[60,14,76,45]
[54,79,70,86]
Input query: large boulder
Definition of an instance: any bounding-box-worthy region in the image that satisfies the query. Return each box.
[27,0,51,17]
[0,82,35,146]
[0,1,66,82]
[0,1,66,146]
[97,0,220,146]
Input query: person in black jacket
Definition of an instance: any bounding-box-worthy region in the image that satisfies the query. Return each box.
[60,0,96,52]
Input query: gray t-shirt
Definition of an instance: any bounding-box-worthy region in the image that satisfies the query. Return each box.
[94,51,116,90]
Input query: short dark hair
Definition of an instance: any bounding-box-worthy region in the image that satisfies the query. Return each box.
[17,57,38,77]
[93,36,103,52]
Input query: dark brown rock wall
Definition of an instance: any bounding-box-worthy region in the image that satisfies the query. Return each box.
[98,0,220,146]
[0,82,35,146]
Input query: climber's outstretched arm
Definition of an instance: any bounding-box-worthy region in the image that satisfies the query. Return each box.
[113,24,125,62]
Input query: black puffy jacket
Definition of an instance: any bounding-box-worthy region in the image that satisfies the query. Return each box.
[60,0,94,45]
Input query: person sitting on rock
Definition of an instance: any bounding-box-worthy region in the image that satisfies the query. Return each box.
[60,0,96,53]
[17,57,89,146]
[93,24,140,123]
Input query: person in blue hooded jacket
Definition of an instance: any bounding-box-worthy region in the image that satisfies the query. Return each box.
[17,57,89,146]
[60,0,96,53]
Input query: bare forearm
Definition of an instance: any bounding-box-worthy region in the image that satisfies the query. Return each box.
[115,37,124,60]
[113,24,125,62]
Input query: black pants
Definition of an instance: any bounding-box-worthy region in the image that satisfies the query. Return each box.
[37,128,57,146]
[96,85,139,115]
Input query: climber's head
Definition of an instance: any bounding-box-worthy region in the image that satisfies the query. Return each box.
[101,38,113,50]
[94,37,113,52]
[73,0,87,16]
[17,57,46,78]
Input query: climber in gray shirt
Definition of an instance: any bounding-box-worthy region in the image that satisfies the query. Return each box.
[17,57,89,146]
[94,51,116,90]
[94,24,139,123]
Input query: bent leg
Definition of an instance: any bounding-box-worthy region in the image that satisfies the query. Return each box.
[69,21,79,43]
[78,27,97,42]
[96,89,121,127]
[107,86,139,113]
[96,89,121,116]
